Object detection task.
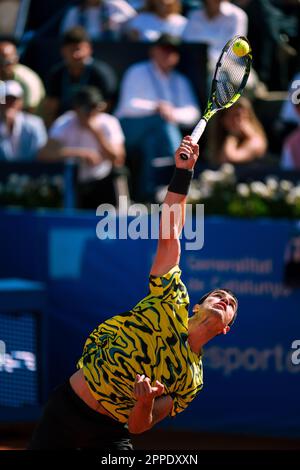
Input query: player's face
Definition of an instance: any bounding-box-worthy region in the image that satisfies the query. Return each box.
[200,290,237,332]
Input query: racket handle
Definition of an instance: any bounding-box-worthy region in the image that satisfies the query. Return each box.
[180,118,207,160]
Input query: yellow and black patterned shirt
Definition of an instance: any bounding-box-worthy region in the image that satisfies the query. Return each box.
[77,265,203,423]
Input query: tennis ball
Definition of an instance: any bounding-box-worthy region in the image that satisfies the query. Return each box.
[232,39,250,57]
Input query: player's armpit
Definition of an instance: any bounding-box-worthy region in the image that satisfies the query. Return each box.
[152,395,173,426]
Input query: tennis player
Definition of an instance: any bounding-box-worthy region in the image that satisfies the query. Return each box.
[28,136,238,450]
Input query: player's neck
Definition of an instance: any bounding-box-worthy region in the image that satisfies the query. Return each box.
[187,320,218,353]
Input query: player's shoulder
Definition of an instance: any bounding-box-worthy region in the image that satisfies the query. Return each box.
[149,265,185,295]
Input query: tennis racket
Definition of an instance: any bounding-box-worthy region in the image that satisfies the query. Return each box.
[180,35,252,160]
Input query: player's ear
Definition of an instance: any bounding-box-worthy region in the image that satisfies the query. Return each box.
[222,326,230,335]
[192,304,200,313]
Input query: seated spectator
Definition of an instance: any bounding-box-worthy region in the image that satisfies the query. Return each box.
[61,0,136,40]
[208,97,267,165]
[38,86,125,209]
[44,27,117,127]
[0,81,47,161]
[115,34,200,201]
[124,0,187,42]
[182,0,248,68]
[281,102,300,170]
[0,40,45,113]
[280,71,300,127]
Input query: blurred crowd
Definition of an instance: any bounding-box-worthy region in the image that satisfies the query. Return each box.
[0,0,299,208]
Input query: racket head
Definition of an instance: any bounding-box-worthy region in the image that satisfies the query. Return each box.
[205,35,252,120]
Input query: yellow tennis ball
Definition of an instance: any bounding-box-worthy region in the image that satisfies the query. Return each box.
[232,39,250,57]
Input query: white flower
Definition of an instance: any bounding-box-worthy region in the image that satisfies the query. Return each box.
[200,170,221,184]
[220,163,235,176]
[219,164,236,184]
[279,180,293,193]
[250,181,271,198]
[286,187,300,204]
[236,183,250,198]
[265,176,279,192]
[188,186,202,202]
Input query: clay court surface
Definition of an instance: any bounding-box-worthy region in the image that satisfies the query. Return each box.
[1,425,300,451]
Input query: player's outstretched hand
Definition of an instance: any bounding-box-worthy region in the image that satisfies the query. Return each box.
[175,136,199,170]
[134,374,164,404]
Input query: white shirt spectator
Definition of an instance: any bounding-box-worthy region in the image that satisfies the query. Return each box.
[115,60,200,126]
[61,1,136,39]
[49,111,125,182]
[125,11,187,41]
[182,1,248,66]
[0,112,47,161]
[280,73,300,125]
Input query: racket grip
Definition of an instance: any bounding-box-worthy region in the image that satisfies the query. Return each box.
[180,118,207,160]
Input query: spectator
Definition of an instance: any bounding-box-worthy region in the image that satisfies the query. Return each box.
[44,27,117,127]
[124,0,187,42]
[115,34,200,201]
[280,71,300,127]
[61,0,136,40]
[0,40,45,113]
[208,97,267,165]
[39,86,125,209]
[182,0,248,67]
[0,81,47,161]
[281,102,300,170]
[273,71,300,152]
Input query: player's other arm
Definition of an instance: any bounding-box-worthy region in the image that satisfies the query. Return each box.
[150,136,199,277]
[127,374,173,434]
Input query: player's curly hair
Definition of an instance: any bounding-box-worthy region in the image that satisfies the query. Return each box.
[198,288,238,328]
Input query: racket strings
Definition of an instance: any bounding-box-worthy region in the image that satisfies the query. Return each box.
[214,44,249,107]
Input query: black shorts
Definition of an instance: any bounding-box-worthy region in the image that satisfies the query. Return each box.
[28,381,133,450]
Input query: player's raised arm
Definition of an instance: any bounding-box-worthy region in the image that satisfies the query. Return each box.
[150,136,199,277]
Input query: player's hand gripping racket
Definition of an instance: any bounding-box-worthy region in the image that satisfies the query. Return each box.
[180,35,252,160]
